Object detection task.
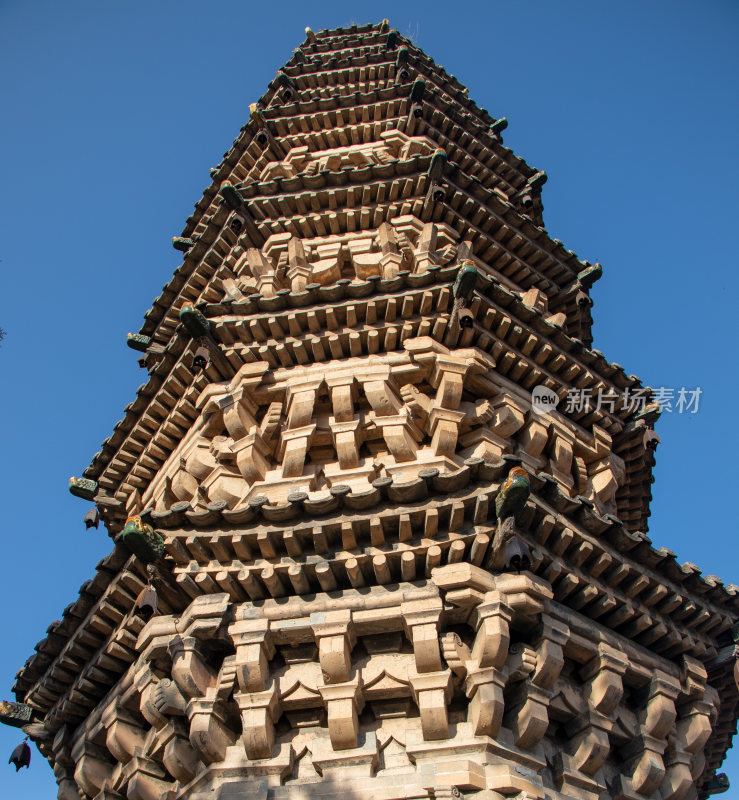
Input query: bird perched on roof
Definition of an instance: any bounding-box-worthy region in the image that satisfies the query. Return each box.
[495,466,530,521]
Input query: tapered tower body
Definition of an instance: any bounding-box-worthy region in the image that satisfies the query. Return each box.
[5,21,738,800]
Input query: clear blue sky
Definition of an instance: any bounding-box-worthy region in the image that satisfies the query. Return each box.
[1,1,737,796]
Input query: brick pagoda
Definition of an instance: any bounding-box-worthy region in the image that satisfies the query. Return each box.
[5,20,738,800]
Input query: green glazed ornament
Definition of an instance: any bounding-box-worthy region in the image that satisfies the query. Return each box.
[410,78,426,104]
[491,117,508,136]
[126,333,151,352]
[428,148,447,182]
[69,477,98,501]
[495,467,530,521]
[120,516,165,564]
[179,303,210,338]
[0,701,32,728]
[220,181,244,211]
[172,237,195,252]
[453,260,478,301]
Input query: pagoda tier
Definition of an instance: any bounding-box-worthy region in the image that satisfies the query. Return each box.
[10,20,737,800]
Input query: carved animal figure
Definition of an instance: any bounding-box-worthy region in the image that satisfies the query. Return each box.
[495,466,530,521]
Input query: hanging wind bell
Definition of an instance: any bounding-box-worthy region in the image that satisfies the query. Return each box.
[192,344,211,373]
[504,536,532,573]
[135,583,158,622]
[9,738,30,771]
[457,308,474,329]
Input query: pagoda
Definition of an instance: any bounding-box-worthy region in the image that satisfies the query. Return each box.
[5,20,738,800]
